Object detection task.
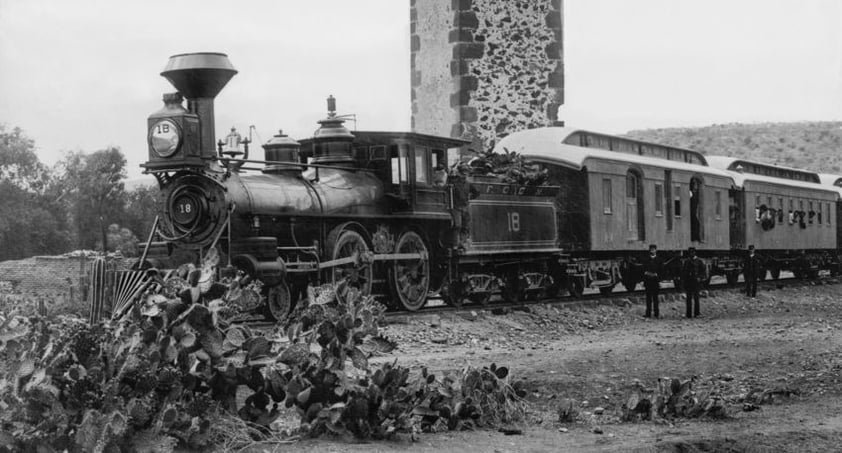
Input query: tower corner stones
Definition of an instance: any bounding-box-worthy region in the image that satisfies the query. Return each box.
[410,0,564,156]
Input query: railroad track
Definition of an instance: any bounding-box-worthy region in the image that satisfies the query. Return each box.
[242,272,832,329]
[382,274,811,319]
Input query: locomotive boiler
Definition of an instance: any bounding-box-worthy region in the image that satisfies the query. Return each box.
[141,52,565,320]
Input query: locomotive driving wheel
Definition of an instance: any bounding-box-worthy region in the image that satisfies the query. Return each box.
[264,281,291,322]
[329,229,373,303]
[390,231,430,311]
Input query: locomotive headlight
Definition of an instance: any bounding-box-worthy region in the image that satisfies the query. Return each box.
[149,119,182,157]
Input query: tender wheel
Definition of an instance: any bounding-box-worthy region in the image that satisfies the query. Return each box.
[567,278,584,297]
[672,277,682,290]
[757,268,767,282]
[440,275,464,307]
[502,273,526,303]
[598,285,614,296]
[390,231,430,311]
[467,274,494,306]
[329,229,373,303]
[264,282,291,322]
[726,271,739,285]
[621,277,638,291]
[769,267,781,280]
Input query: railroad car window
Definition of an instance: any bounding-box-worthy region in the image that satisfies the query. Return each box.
[810,201,814,224]
[755,196,760,208]
[654,184,664,216]
[715,191,722,220]
[414,147,429,184]
[778,198,784,223]
[665,171,673,230]
[674,184,681,218]
[602,179,612,214]
[827,203,832,226]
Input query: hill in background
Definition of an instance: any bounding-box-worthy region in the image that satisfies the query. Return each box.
[624,121,842,174]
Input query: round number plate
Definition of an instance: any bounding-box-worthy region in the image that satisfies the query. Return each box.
[172,193,199,225]
[149,119,181,157]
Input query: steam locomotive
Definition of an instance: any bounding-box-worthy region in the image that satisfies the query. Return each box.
[141,52,841,321]
[142,52,563,320]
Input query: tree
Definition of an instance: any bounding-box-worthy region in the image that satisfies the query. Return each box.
[123,184,160,246]
[0,124,71,260]
[0,124,47,190]
[57,147,128,251]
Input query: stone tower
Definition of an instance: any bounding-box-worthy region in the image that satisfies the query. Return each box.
[410,0,564,156]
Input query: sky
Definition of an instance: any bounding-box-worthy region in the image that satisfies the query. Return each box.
[1,0,841,180]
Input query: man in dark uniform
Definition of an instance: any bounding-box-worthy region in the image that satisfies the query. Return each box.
[743,245,762,298]
[682,247,706,318]
[449,164,478,249]
[641,244,662,318]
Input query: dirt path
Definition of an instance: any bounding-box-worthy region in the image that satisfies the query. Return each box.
[288,282,842,452]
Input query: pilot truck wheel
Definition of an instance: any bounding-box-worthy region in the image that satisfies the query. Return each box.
[264,281,291,322]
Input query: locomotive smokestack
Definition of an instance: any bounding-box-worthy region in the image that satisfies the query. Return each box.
[161,52,237,158]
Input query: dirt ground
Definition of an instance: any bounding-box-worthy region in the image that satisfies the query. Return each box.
[284,280,842,452]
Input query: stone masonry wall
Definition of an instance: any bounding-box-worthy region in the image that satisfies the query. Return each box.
[0,256,89,299]
[0,253,131,314]
[411,0,564,155]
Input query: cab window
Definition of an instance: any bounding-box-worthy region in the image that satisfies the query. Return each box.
[414,147,429,184]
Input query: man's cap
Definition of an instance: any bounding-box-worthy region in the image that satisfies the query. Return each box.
[648,244,657,250]
[748,245,755,250]
[687,246,697,252]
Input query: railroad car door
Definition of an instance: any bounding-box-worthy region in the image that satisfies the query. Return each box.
[690,176,704,242]
[728,188,745,249]
[626,169,644,241]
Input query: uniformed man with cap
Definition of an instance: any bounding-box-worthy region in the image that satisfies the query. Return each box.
[682,247,707,318]
[743,245,762,298]
[641,244,663,318]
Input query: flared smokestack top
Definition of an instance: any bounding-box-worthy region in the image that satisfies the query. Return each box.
[161,53,237,157]
[161,52,237,99]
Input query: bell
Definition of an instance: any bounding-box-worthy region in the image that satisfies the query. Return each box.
[220,126,244,158]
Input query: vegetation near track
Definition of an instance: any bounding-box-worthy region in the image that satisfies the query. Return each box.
[0,253,527,452]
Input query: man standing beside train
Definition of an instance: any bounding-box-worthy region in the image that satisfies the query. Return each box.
[682,247,707,318]
[743,245,762,298]
[641,244,662,318]
[449,164,478,250]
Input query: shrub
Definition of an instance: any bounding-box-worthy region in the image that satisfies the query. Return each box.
[0,253,525,451]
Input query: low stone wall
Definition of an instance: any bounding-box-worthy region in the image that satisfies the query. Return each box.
[0,253,130,317]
